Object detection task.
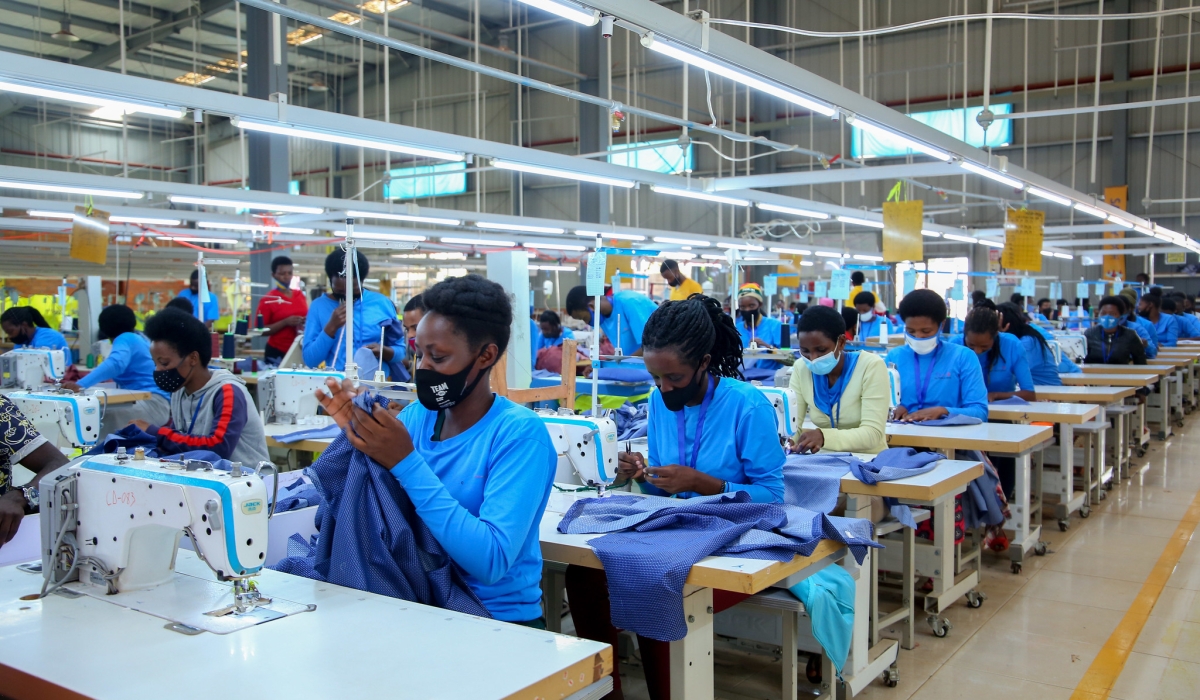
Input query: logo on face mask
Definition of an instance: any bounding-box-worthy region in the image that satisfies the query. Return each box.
[431,382,449,401]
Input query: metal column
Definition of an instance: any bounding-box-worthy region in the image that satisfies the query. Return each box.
[578,23,610,227]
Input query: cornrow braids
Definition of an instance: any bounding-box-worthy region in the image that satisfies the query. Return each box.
[0,306,50,329]
[996,302,1051,357]
[642,294,744,380]
[964,306,1002,373]
[421,274,513,354]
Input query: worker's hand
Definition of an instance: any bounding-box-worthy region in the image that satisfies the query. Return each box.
[987,391,1013,402]
[902,407,949,422]
[59,380,82,393]
[616,451,645,482]
[890,405,909,421]
[0,490,27,546]
[286,315,305,327]
[324,305,347,338]
[345,402,415,468]
[643,465,722,495]
[130,419,152,432]
[314,377,362,430]
[364,343,394,362]
[792,429,825,454]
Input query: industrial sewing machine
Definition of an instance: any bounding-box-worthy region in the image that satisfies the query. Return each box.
[1,348,68,390]
[7,390,100,449]
[1052,333,1087,364]
[259,368,346,424]
[754,385,799,442]
[38,452,288,630]
[539,411,619,494]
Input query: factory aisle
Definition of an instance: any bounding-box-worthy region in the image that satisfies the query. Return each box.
[578,415,1200,700]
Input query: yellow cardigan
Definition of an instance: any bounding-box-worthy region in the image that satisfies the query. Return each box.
[788,351,890,454]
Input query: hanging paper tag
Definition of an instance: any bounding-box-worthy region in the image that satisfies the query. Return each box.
[830,269,851,300]
[902,269,916,296]
[586,251,607,296]
[1018,277,1036,297]
[69,205,110,265]
[799,289,810,303]
[1049,282,1063,301]
[1095,282,1108,297]
[763,276,778,296]
[862,281,873,292]
[1075,282,1090,300]
[198,266,211,304]
[950,279,964,301]
[1113,278,1124,293]
[814,281,829,298]
[986,277,999,298]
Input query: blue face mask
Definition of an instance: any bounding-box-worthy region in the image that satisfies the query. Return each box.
[1098,315,1119,330]
[802,347,841,376]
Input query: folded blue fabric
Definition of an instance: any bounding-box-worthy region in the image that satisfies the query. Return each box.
[742,366,778,383]
[959,450,1008,529]
[847,447,942,485]
[272,424,342,443]
[586,402,649,441]
[594,366,654,383]
[788,566,856,674]
[893,413,983,427]
[274,473,321,513]
[782,452,858,513]
[991,396,1032,405]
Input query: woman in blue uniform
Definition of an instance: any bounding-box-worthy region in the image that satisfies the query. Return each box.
[1,307,69,351]
[997,302,1062,387]
[566,294,785,700]
[951,307,1036,401]
[735,283,784,370]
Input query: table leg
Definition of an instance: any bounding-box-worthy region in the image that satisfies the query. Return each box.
[670,586,714,700]
[781,605,798,700]
[1057,423,1074,528]
[1095,407,1109,499]
[1007,452,1039,571]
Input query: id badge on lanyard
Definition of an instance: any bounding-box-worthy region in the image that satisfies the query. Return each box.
[913,345,940,410]
[676,375,714,469]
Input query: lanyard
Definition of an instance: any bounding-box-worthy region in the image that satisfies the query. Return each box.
[912,345,940,410]
[1102,332,1115,363]
[676,375,714,470]
[185,391,207,434]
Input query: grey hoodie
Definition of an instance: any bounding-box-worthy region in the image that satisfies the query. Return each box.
[153,369,271,466]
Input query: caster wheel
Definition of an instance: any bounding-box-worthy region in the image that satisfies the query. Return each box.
[1059,519,1070,532]
[1105,480,1114,491]
[885,674,899,688]
[1011,561,1023,574]
[1035,541,1048,556]
[1100,490,1107,501]
[1080,505,1092,518]
[966,590,986,608]
[927,615,952,638]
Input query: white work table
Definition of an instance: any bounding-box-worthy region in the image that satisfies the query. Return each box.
[1078,364,1174,376]
[0,551,613,700]
[1032,384,1137,403]
[85,387,154,404]
[263,423,335,470]
[1061,372,1159,387]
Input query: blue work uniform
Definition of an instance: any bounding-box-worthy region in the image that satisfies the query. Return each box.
[600,291,657,355]
[1027,324,1079,377]
[736,315,784,370]
[391,396,556,623]
[643,375,785,503]
[302,291,406,375]
[76,332,169,399]
[174,288,220,323]
[885,341,989,421]
[1152,313,1180,347]
[532,325,575,357]
[857,314,894,341]
[1175,313,1200,339]
[941,317,964,335]
[14,326,69,351]
[949,332,1034,394]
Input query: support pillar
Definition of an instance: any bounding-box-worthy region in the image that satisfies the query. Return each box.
[578,23,610,227]
[488,251,532,390]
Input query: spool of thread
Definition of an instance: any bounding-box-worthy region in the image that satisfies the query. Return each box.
[210,333,221,361]
[222,333,236,359]
[86,353,96,368]
[256,313,264,329]
[235,319,249,335]
[779,323,791,349]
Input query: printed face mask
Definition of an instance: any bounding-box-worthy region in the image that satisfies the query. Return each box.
[415,351,491,411]
[1098,315,1119,330]
[153,359,192,393]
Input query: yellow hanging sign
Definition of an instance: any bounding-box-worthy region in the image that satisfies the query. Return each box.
[881,200,924,263]
[1003,208,1045,272]
[1166,252,1186,264]
[1103,185,1128,280]
[69,204,110,265]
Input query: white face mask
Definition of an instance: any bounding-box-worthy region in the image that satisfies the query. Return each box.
[905,333,939,355]
[859,311,875,323]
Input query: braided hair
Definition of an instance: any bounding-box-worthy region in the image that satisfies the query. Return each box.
[996,302,1052,357]
[0,306,50,329]
[421,274,513,353]
[642,294,743,380]
[963,306,1002,373]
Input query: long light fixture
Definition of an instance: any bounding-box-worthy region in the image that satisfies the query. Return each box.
[25,209,74,220]
[716,241,765,251]
[800,260,815,266]
[1054,251,1074,259]
[335,230,425,242]
[346,210,462,226]
[1026,186,1072,206]
[942,233,979,244]
[574,230,646,241]
[978,239,1005,248]
[524,242,587,251]
[515,0,598,25]
[169,195,324,215]
[769,246,812,255]
[197,221,314,235]
[530,264,580,272]
[475,220,566,235]
[651,185,751,207]
[0,179,144,199]
[491,159,636,189]
[654,251,696,260]
[756,202,831,219]
[960,162,1024,189]
[835,215,884,229]
[440,236,516,247]
[814,251,846,258]
[921,230,942,238]
[1073,202,1109,220]
[112,215,182,226]
[701,254,725,260]
[845,115,953,162]
[1107,216,1135,229]
[852,254,884,261]
[232,117,465,162]
[161,235,235,244]
[641,35,836,117]
[0,80,184,119]
[654,236,710,247]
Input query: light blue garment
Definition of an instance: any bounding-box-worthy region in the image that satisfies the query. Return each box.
[532,324,575,357]
[174,288,220,323]
[736,315,784,369]
[788,566,856,674]
[857,314,894,341]
[948,332,1034,393]
[14,326,69,351]
[302,291,406,373]
[1058,355,1081,374]
[885,341,988,421]
[1176,313,1200,339]
[1128,315,1159,358]
[643,376,785,503]
[76,332,169,399]
[390,395,556,622]
[1153,313,1180,347]
[1019,334,1061,386]
[600,290,657,354]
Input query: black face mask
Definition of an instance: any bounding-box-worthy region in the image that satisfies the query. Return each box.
[11,331,32,346]
[660,367,705,412]
[415,351,492,411]
[740,309,760,326]
[153,360,193,394]
[1137,309,1151,319]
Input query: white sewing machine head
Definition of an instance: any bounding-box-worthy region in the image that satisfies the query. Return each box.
[754,385,798,441]
[6,390,100,449]
[260,368,345,424]
[1,348,68,390]
[1051,332,1087,364]
[40,453,270,595]
[539,411,619,492]
[887,363,902,408]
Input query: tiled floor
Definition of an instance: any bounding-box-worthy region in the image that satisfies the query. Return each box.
[566,407,1200,699]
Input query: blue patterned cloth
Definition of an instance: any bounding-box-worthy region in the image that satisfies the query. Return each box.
[274,473,320,512]
[272,392,490,618]
[846,447,942,485]
[783,450,942,528]
[991,396,1031,405]
[556,492,878,641]
[893,413,983,426]
[271,424,342,443]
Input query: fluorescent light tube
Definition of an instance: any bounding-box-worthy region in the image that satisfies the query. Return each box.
[169,195,323,215]
[846,115,953,161]
[757,202,831,219]
[769,246,812,255]
[197,221,314,234]
[655,251,696,259]
[800,260,815,266]
[942,233,979,244]
[1026,186,1072,206]
[111,215,182,226]
[716,241,765,251]
[334,230,426,242]
[1053,252,1074,259]
[0,179,143,199]
[524,242,587,251]
[515,0,598,25]
[701,254,726,260]
[654,236,711,247]
[476,221,566,235]
[641,35,836,117]
[26,210,73,219]
[1041,250,1054,257]
[921,230,942,238]
[978,239,1005,248]
[233,117,465,162]
[530,264,579,271]
[440,236,517,247]
[0,80,184,119]
[346,210,461,226]
[852,254,884,261]
[1073,202,1109,220]
[1107,216,1135,229]
[491,159,635,189]
[1134,225,1156,236]
[162,236,235,244]
[835,215,884,229]
[814,251,845,258]
[960,161,1024,189]
[651,185,751,207]
[574,230,646,241]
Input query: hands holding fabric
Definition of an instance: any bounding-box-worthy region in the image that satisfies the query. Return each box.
[315,377,414,468]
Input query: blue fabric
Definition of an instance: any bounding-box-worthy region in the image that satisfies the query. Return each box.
[593,402,649,441]
[175,288,219,323]
[13,326,69,352]
[1176,313,1200,338]
[857,315,894,341]
[897,413,983,426]
[846,447,942,484]
[960,450,1007,529]
[811,351,861,422]
[1019,334,1062,387]
[302,291,406,374]
[274,473,320,513]
[532,324,575,357]
[992,395,1031,405]
[741,366,778,383]
[594,367,654,383]
[949,332,1034,393]
[644,376,785,503]
[77,332,170,399]
[272,424,341,443]
[885,341,988,420]
[783,449,941,528]
[736,316,784,369]
[272,392,491,617]
[788,566,856,674]
[556,492,879,641]
[391,394,556,622]
[600,291,657,355]
[84,424,226,467]
[1154,313,1180,347]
